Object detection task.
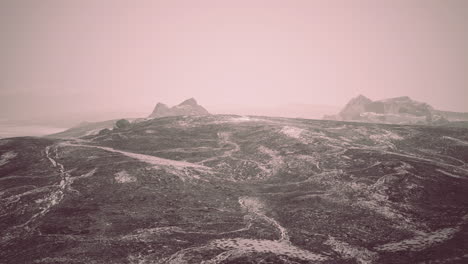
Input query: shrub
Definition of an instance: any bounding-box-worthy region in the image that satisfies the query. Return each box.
[115,119,131,129]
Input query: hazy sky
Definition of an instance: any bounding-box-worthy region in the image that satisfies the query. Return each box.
[1,0,467,122]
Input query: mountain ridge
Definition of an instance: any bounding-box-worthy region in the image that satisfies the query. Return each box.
[148,98,210,118]
[325,95,468,125]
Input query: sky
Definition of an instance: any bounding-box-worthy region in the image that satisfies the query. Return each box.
[1,0,467,124]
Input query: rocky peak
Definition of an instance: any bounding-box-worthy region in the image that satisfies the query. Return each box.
[178,98,198,107]
[148,98,210,118]
[338,94,373,120]
[154,102,169,110]
[149,103,171,118]
[348,94,372,105]
[329,94,447,125]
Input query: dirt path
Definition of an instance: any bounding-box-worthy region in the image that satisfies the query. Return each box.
[64,143,212,181]
[197,132,240,164]
[67,143,210,170]
[163,196,329,263]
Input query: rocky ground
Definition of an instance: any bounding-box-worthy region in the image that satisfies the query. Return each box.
[1,115,468,263]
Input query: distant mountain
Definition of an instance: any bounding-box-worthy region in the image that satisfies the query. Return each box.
[148,98,210,118]
[337,94,373,120]
[46,98,209,139]
[325,95,468,125]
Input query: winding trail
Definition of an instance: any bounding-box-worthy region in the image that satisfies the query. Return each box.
[21,146,75,227]
[163,196,329,264]
[196,133,282,180]
[197,132,240,164]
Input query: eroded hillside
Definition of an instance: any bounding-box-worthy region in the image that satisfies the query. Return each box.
[1,115,468,263]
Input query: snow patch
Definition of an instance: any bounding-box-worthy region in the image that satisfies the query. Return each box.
[210,116,263,124]
[84,129,101,136]
[166,238,329,263]
[239,196,289,241]
[258,146,283,175]
[176,120,194,128]
[295,155,321,170]
[65,144,212,181]
[356,199,423,233]
[280,126,340,146]
[115,170,137,183]
[369,130,402,149]
[228,116,252,122]
[375,227,460,252]
[0,151,17,166]
[67,144,211,171]
[23,145,75,227]
[395,162,413,174]
[209,238,329,262]
[280,126,305,139]
[325,236,377,264]
[123,227,184,242]
[442,136,468,146]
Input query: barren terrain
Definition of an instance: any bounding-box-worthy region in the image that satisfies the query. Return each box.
[1,115,467,263]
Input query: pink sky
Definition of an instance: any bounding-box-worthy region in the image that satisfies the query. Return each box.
[1,0,467,122]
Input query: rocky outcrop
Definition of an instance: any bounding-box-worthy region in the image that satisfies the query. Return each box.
[148,98,210,118]
[325,95,452,125]
[338,95,373,120]
[151,103,171,117]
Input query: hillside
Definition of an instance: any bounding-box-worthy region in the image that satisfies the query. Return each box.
[46,98,211,139]
[1,115,468,263]
[46,119,132,139]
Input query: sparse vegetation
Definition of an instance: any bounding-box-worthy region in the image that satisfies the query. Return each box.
[115,119,131,129]
[1,115,468,264]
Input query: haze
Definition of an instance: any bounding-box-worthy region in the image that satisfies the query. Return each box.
[1,0,467,127]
